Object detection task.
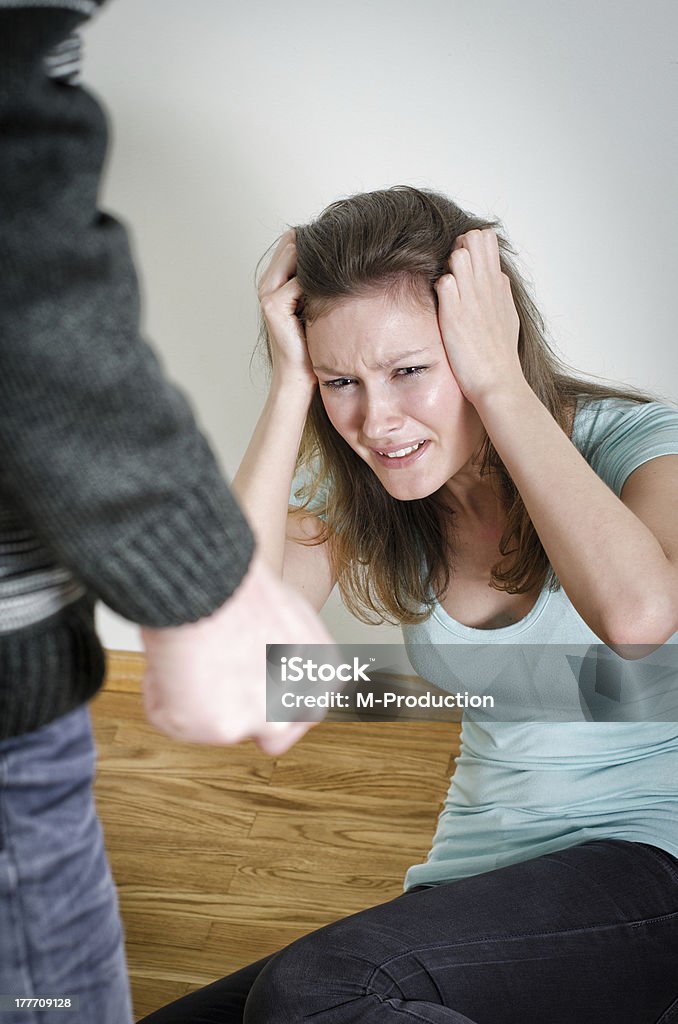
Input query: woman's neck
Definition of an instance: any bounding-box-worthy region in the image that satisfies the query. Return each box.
[443,465,505,529]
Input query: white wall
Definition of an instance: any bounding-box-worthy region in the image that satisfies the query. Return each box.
[85,0,678,651]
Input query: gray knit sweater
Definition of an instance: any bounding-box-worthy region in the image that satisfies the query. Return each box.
[0,2,255,737]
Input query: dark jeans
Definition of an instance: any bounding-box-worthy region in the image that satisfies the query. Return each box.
[0,707,133,1024]
[139,839,678,1024]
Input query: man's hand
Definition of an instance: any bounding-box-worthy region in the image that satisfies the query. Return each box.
[141,549,336,755]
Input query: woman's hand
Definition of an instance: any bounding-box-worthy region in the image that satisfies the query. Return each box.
[258,229,316,390]
[434,228,524,407]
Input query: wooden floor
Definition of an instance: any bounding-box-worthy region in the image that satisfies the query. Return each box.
[91,653,461,1021]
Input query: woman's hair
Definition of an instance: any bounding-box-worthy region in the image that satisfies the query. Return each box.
[259,186,658,625]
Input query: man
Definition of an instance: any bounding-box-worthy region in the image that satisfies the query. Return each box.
[0,4,331,1020]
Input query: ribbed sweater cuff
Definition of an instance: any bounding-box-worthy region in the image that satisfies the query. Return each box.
[88,475,256,628]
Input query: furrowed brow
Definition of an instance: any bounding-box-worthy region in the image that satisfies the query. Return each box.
[313,348,431,375]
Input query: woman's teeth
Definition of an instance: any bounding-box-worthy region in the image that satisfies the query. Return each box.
[379,441,425,459]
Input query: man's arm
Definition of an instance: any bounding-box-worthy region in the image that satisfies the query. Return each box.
[0,6,255,626]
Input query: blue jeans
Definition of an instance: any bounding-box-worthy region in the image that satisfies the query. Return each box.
[0,707,132,1024]
[139,839,678,1024]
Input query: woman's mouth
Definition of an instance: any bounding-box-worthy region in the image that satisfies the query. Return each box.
[371,439,430,468]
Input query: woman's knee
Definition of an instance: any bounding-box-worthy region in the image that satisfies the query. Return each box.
[242,920,376,1023]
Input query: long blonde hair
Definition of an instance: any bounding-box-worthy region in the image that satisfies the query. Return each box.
[260,186,656,624]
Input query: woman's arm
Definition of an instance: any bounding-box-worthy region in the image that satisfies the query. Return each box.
[436,228,678,652]
[232,377,314,574]
[478,386,678,651]
[232,381,336,611]
[232,232,336,610]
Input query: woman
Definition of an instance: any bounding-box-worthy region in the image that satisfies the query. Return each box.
[141,187,678,1023]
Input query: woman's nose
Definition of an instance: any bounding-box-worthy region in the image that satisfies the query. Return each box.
[360,389,404,443]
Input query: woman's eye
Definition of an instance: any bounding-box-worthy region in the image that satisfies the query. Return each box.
[396,366,427,378]
[321,367,427,390]
[321,377,356,390]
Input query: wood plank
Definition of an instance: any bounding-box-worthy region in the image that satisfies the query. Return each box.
[93,650,460,1020]
[103,651,146,692]
[128,979,194,1023]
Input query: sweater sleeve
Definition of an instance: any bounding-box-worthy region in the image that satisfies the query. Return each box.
[0,7,255,627]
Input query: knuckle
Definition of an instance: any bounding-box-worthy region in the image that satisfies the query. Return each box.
[215,726,245,746]
[150,707,191,740]
[258,728,293,755]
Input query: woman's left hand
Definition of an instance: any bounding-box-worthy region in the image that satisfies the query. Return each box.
[435,228,524,407]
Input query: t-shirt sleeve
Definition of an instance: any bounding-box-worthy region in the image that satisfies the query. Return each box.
[289,461,329,520]
[584,401,678,496]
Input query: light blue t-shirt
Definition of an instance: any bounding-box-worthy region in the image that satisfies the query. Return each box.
[402,397,678,887]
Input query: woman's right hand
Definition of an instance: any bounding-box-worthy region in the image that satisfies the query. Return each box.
[258,229,317,389]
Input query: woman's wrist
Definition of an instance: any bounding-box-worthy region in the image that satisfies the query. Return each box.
[269,365,317,404]
[470,374,533,421]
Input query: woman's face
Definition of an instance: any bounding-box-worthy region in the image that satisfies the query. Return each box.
[305,289,486,501]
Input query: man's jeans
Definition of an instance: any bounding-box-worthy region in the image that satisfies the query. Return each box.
[0,707,133,1024]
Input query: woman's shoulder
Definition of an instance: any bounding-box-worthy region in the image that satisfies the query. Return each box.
[571,395,678,496]
[572,394,678,442]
